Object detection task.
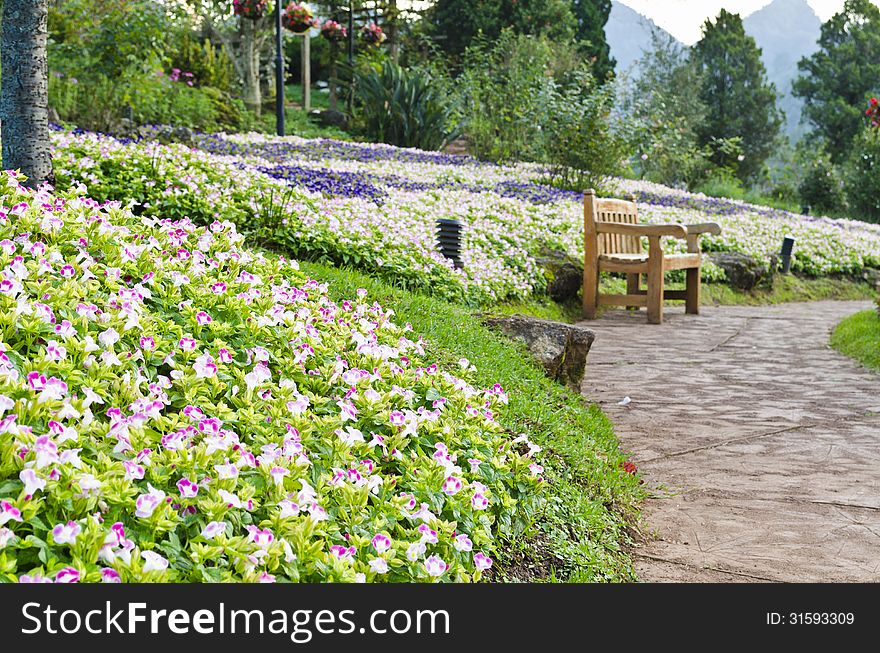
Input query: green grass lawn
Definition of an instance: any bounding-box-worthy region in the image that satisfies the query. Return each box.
[831,308,880,371]
[300,260,644,582]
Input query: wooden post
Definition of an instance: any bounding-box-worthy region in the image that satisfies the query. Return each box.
[301,32,311,112]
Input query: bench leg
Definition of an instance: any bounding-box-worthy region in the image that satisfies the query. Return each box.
[686,267,700,315]
[647,238,663,324]
[626,273,640,310]
[583,264,599,319]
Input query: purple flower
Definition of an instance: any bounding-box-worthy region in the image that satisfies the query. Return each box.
[51,520,81,545]
[54,567,80,583]
[177,478,199,498]
[371,533,392,553]
[424,555,447,578]
[474,552,493,571]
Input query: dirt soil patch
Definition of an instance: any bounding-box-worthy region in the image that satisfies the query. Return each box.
[580,300,880,582]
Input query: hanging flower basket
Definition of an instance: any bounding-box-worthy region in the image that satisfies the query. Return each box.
[359,23,386,46]
[282,4,316,33]
[233,0,268,19]
[320,20,347,43]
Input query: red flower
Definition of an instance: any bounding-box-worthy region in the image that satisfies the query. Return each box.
[622,460,638,475]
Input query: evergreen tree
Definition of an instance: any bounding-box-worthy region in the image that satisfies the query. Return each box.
[691,9,782,181]
[792,0,880,163]
[427,0,575,60]
[571,0,614,81]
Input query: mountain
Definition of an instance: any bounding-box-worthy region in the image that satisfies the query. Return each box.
[743,0,822,141]
[606,1,681,75]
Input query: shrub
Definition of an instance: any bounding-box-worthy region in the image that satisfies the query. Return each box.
[0,172,542,583]
[353,62,458,151]
[541,71,631,193]
[844,125,880,223]
[799,150,847,217]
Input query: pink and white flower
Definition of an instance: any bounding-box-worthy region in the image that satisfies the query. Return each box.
[141,550,169,573]
[135,484,166,518]
[424,555,447,577]
[51,520,82,546]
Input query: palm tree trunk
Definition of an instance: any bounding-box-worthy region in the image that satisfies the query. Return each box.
[1,0,52,188]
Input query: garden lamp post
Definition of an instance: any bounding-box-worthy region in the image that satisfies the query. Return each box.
[275,0,285,136]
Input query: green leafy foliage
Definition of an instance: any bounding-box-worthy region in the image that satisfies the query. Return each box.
[353,61,459,150]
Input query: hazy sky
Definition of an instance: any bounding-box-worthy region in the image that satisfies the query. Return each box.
[617,0,880,44]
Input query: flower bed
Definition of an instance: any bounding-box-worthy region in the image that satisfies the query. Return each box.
[49,129,880,306]
[0,171,542,583]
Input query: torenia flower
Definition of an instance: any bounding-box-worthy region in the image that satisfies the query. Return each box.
[0,527,14,548]
[123,460,145,480]
[201,521,227,540]
[19,469,46,496]
[177,478,199,498]
[442,476,463,495]
[418,524,439,544]
[135,484,166,518]
[369,558,389,574]
[141,550,169,573]
[371,533,392,553]
[194,353,217,378]
[424,555,447,578]
[51,520,82,545]
[471,493,489,510]
[101,568,121,583]
[453,534,473,552]
[406,541,426,561]
[246,525,275,549]
[54,567,80,583]
[330,544,356,560]
[0,501,21,526]
[196,311,212,325]
[474,552,493,571]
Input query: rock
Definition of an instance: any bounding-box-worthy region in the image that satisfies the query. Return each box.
[311,109,348,129]
[536,245,584,303]
[481,315,595,388]
[708,252,769,291]
[862,267,880,287]
[548,263,582,303]
[136,124,194,146]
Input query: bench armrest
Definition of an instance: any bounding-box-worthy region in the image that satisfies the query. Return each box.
[595,221,688,240]
[685,222,722,236]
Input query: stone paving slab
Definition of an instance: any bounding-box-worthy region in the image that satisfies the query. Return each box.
[579,300,880,582]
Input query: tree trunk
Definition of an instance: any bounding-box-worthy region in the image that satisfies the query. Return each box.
[387,0,400,63]
[328,43,338,112]
[240,17,262,115]
[1,0,52,188]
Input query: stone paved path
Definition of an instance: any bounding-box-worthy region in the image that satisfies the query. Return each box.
[579,300,880,582]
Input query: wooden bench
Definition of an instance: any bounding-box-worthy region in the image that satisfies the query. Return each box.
[582,189,721,324]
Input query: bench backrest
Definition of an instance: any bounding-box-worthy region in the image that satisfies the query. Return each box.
[584,190,642,256]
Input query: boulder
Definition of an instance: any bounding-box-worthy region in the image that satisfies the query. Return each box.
[311,109,349,129]
[481,315,595,389]
[536,245,583,303]
[861,267,880,288]
[708,252,770,291]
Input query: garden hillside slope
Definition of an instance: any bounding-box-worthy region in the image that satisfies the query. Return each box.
[0,173,639,583]
[50,129,880,306]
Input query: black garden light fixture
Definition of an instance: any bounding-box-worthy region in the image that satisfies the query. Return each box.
[436,218,464,269]
[780,236,795,274]
[274,1,285,136]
